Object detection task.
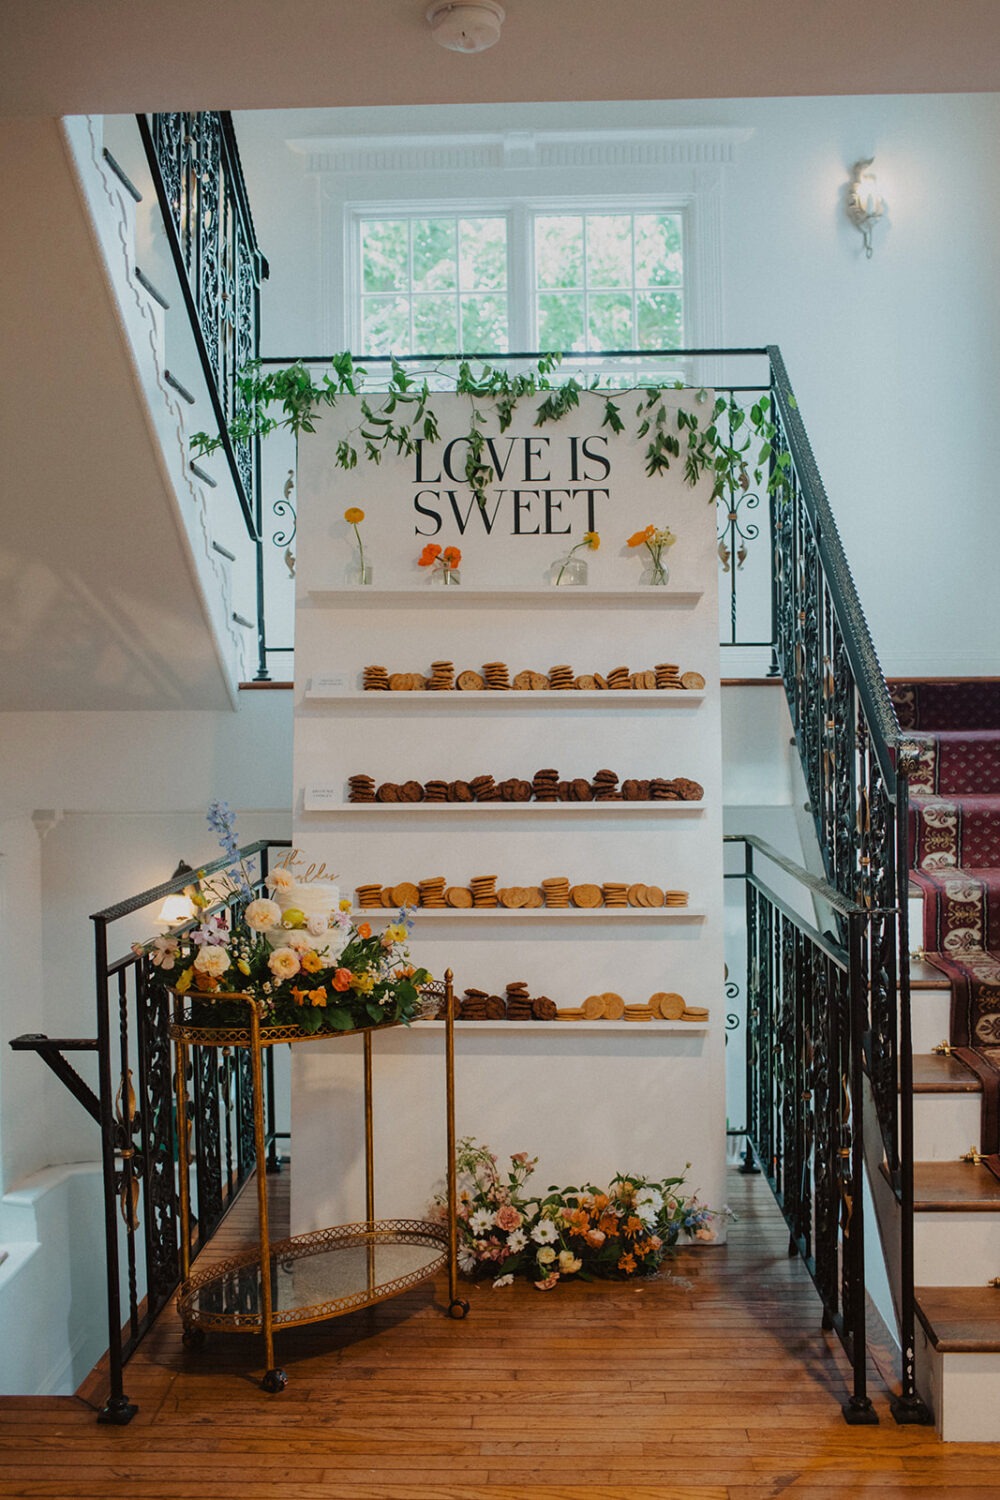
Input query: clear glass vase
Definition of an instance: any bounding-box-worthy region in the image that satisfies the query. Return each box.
[431,566,461,585]
[551,554,588,586]
[642,558,669,586]
[345,559,373,586]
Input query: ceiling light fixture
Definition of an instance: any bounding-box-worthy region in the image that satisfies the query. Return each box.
[427,1,505,53]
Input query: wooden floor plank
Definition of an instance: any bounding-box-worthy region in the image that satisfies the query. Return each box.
[1,1167,999,1497]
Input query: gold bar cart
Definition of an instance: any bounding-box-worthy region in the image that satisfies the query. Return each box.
[170,971,467,1392]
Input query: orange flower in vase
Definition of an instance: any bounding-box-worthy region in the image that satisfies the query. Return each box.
[418,541,462,584]
[627,524,676,586]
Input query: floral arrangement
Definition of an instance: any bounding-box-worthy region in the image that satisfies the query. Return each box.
[433,1139,721,1291]
[138,803,429,1035]
[554,529,600,585]
[344,505,367,577]
[627,523,676,585]
[418,541,462,581]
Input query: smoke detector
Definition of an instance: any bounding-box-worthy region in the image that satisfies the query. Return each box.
[427,1,505,53]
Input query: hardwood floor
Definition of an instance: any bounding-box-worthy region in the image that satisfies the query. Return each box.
[2,1167,999,1498]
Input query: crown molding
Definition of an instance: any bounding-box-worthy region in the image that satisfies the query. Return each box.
[287,127,753,176]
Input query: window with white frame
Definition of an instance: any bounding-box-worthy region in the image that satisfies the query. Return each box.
[351,204,686,370]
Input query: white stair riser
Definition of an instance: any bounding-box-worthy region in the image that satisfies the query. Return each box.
[914,1211,1000,1285]
[911,1093,983,1161]
[910,990,953,1054]
[909,894,925,943]
[914,1327,1000,1442]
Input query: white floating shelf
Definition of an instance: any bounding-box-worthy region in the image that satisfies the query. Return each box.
[353,906,705,922]
[304,689,706,705]
[412,1019,709,1033]
[305,793,705,815]
[307,586,703,608]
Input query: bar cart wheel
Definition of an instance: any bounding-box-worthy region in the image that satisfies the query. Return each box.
[261,1367,289,1393]
[448,1298,470,1320]
[181,1324,206,1349]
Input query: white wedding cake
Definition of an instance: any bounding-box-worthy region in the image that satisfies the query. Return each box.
[272,878,341,928]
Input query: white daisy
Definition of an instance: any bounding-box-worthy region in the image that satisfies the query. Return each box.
[531,1217,558,1244]
[506,1228,527,1252]
[469,1208,496,1236]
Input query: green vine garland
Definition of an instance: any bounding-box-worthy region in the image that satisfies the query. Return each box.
[192,352,782,510]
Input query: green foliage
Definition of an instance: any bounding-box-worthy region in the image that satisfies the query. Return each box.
[191,352,781,508]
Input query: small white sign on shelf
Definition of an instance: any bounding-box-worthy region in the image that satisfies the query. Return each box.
[310,671,350,696]
[304,784,340,810]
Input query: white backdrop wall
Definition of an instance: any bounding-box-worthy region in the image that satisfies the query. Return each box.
[234,90,1000,678]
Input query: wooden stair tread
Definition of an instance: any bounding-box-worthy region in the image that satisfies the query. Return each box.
[911,1160,1000,1210]
[911,1052,983,1092]
[909,956,952,988]
[916,1286,1000,1352]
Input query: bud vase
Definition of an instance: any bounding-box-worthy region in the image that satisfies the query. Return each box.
[431,566,461,585]
[642,560,669,586]
[346,560,373,586]
[551,554,588,586]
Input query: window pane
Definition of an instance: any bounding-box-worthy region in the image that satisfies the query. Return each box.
[537,291,584,351]
[461,294,509,354]
[635,215,682,287]
[535,216,583,289]
[361,221,408,293]
[637,290,683,348]
[362,295,409,354]
[585,215,632,288]
[588,291,632,350]
[460,218,507,291]
[413,219,457,292]
[413,294,458,352]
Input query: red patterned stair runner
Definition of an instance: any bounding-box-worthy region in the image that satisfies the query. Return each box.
[892,681,1000,1175]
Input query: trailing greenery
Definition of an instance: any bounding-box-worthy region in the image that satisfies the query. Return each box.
[192,352,781,510]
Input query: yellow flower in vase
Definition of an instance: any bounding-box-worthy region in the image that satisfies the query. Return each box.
[553,530,600,586]
[344,506,370,584]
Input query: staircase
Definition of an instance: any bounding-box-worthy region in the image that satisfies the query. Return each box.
[893,679,1000,1441]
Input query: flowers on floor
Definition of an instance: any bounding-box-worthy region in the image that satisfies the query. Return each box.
[138,803,429,1034]
[627,523,676,585]
[433,1139,720,1290]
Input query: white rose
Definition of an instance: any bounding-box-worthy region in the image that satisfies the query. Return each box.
[268,946,301,981]
[193,946,231,978]
[306,913,330,936]
[536,1246,556,1265]
[245,898,281,932]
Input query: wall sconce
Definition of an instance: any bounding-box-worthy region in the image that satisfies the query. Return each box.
[156,860,197,927]
[427,1,505,52]
[846,157,885,259]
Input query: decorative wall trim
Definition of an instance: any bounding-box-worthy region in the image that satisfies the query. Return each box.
[289,127,753,176]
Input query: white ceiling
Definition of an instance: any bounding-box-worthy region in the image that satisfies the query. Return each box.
[2,0,1000,118]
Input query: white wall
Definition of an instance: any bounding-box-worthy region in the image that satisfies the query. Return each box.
[234,91,1000,678]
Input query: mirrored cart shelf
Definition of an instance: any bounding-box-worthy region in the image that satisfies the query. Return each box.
[306,795,705,815]
[305,690,706,706]
[352,907,705,922]
[307,586,703,608]
[414,1019,709,1033]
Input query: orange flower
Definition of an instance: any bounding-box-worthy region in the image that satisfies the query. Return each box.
[308,987,328,1008]
[627,525,656,548]
[624,1215,645,1236]
[343,506,365,525]
[331,968,353,992]
[442,545,462,568]
[598,1214,620,1237]
[300,949,323,974]
[393,964,415,980]
[290,986,310,1007]
[592,1194,609,1213]
[357,921,372,940]
[418,543,442,566]
[617,1252,637,1274]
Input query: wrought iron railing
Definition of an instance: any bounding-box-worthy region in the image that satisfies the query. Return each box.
[137,111,270,680]
[763,346,927,1422]
[727,835,875,1422]
[10,840,289,1423]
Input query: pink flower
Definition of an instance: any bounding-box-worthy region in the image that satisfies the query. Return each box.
[495,1204,522,1232]
[534,1273,559,1291]
[585,1229,606,1248]
[695,1226,716,1242]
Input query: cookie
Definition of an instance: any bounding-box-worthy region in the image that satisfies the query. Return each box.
[456,670,485,691]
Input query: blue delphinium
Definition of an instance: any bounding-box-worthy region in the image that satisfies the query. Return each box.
[206,799,252,898]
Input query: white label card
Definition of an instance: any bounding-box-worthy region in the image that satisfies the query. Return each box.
[303,785,340,810]
[310,672,350,696]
